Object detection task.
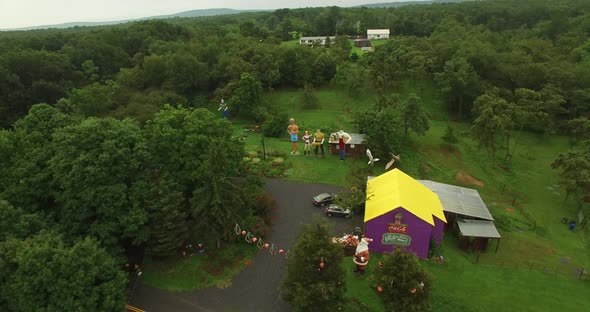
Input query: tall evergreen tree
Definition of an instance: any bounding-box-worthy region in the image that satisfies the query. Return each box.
[373,250,433,312]
[401,93,430,137]
[280,220,345,312]
[140,172,189,257]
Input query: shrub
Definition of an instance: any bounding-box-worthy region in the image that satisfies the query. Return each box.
[255,193,277,225]
[442,125,459,144]
[263,111,289,138]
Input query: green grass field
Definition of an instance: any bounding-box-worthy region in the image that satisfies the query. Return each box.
[142,244,257,291]
[235,82,590,311]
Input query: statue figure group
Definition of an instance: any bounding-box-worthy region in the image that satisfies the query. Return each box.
[287,117,326,157]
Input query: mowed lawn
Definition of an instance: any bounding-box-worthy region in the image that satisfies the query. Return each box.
[228,81,590,311]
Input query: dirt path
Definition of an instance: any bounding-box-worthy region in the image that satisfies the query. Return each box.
[129,179,362,312]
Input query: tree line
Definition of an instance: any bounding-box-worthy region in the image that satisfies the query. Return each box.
[0,104,271,310]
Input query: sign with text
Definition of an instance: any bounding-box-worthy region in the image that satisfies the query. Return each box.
[381,233,412,246]
[387,223,408,234]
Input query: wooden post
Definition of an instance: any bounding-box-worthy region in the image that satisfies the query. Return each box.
[495,238,500,253]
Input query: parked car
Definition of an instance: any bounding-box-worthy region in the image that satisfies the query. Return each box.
[312,192,337,207]
[325,204,351,217]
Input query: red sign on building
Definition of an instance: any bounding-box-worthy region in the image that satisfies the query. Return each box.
[387,223,408,234]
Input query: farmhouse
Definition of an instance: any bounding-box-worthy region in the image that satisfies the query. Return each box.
[367,29,390,40]
[365,169,447,258]
[418,180,501,253]
[299,36,336,46]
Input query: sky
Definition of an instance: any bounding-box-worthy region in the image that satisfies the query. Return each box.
[0,0,416,29]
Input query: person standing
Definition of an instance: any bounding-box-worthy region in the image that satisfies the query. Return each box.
[312,128,325,158]
[218,99,229,119]
[338,129,352,161]
[287,118,299,155]
[302,130,312,156]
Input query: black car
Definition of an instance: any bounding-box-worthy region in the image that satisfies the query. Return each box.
[325,204,351,217]
[312,192,337,207]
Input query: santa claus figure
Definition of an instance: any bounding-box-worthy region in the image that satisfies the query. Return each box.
[353,236,372,274]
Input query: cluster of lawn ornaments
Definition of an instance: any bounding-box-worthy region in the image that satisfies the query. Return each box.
[234,223,286,257]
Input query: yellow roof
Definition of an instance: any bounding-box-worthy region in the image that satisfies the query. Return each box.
[365,169,447,225]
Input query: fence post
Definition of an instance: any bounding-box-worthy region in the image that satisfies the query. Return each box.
[580,268,585,280]
[476,252,480,264]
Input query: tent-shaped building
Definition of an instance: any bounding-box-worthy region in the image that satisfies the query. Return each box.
[365,169,447,258]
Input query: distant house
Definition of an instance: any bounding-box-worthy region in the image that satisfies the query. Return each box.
[299,36,336,46]
[367,29,390,40]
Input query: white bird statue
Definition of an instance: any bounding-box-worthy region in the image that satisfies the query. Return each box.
[385,152,401,170]
[366,149,379,165]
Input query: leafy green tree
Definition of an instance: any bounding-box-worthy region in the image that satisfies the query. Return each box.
[434,55,481,118]
[69,81,118,117]
[568,117,590,143]
[1,104,75,212]
[373,250,433,312]
[335,63,368,99]
[230,73,263,120]
[551,145,590,201]
[81,60,99,82]
[356,107,404,158]
[401,93,430,137]
[50,117,148,247]
[165,53,209,95]
[0,201,46,241]
[0,233,126,312]
[281,220,345,312]
[471,92,517,157]
[313,52,337,85]
[442,125,459,144]
[301,83,319,109]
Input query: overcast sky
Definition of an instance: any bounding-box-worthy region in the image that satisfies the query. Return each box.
[0,0,419,29]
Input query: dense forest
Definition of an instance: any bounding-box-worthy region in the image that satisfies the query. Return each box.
[1,0,590,310]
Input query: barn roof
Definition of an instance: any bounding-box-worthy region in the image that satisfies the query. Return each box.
[365,169,446,225]
[418,180,494,221]
[457,219,501,238]
[367,29,390,35]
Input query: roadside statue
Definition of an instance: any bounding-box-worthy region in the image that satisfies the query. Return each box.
[218,99,229,119]
[312,128,325,158]
[353,236,372,274]
[287,118,299,155]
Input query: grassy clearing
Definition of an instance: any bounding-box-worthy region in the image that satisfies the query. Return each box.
[142,244,257,291]
[246,83,590,310]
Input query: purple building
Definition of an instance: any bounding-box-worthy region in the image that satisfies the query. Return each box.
[364,169,447,259]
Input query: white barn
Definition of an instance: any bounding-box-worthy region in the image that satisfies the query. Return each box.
[367,29,390,40]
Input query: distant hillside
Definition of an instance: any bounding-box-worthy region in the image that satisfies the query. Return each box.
[355,0,467,8]
[3,8,255,31]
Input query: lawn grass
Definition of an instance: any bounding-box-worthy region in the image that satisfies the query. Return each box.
[142,243,258,291]
[249,83,590,310]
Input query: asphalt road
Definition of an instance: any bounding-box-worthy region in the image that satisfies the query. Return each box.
[129,179,362,312]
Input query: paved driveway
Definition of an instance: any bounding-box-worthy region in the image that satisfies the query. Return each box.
[130,179,362,312]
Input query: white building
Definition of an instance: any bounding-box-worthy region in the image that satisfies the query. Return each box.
[299,36,336,46]
[367,29,390,40]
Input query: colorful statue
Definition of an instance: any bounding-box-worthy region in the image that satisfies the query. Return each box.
[353,236,372,274]
[287,118,299,155]
[218,99,229,119]
[337,129,352,161]
[312,128,325,158]
[302,130,312,156]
